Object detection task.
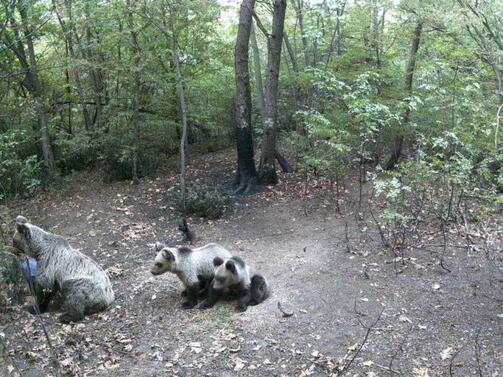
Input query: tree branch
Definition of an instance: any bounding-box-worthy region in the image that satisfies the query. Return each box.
[252,11,269,39]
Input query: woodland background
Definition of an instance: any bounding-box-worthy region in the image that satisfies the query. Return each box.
[0,1,502,375]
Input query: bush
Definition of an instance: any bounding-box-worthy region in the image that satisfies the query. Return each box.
[0,130,43,201]
[0,248,26,310]
[178,182,232,219]
[99,135,163,181]
[55,132,100,175]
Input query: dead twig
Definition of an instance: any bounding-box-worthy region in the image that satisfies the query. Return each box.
[337,307,385,376]
[449,343,467,377]
[25,260,61,377]
[277,301,294,317]
[344,221,351,253]
[0,332,25,377]
[474,328,484,377]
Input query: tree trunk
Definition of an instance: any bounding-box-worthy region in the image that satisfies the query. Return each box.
[293,0,309,68]
[325,2,345,67]
[234,0,257,194]
[17,2,56,173]
[257,0,287,185]
[171,22,189,213]
[284,33,299,73]
[53,0,91,131]
[126,0,141,184]
[384,20,423,170]
[84,0,105,128]
[250,22,265,116]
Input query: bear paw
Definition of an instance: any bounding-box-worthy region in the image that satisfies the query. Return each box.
[198,302,213,310]
[181,301,196,309]
[235,304,248,313]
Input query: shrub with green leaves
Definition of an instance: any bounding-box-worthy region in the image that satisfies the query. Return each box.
[55,132,100,175]
[0,131,42,201]
[178,182,232,219]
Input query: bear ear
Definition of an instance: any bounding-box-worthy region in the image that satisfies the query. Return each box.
[213,256,224,267]
[225,260,236,274]
[16,216,30,239]
[162,249,175,262]
[155,242,165,252]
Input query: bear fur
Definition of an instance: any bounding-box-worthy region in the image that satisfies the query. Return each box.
[200,256,270,312]
[150,242,232,308]
[12,216,114,322]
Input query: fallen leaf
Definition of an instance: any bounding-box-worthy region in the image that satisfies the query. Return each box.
[234,357,245,371]
[440,347,454,360]
[399,315,412,323]
[413,367,430,377]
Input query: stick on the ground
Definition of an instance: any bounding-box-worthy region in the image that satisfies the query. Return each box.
[25,259,61,377]
[449,343,466,377]
[277,301,294,317]
[344,221,351,253]
[337,307,385,376]
[0,333,25,377]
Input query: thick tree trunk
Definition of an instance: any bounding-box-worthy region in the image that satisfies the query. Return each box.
[126,0,141,184]
[250,23,265,116]
[234,0,257,194]
[384,21,423,170]
[257,0,287,185]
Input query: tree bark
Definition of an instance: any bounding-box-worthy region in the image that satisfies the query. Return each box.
[384,20,423,170]
[257,0,287,185]
[84,0,105,128]
[126,0,141,184]
[16,1,56,173]
[234,0,257,194]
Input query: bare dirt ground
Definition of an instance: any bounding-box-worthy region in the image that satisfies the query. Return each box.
[1,149,502,377]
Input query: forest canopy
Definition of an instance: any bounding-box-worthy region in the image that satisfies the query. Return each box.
[0,0,502,201]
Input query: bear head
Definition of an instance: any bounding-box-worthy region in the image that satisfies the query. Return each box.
[12,215,48,258]
[150,242,177,275]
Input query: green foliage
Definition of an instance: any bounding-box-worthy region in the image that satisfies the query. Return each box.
[0,131,42,201]
[99,131,165,182]
[178,182,232,220]
[55,133,100,175]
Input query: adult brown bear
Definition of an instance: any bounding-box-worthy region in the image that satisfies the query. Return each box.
[13,216,115,322]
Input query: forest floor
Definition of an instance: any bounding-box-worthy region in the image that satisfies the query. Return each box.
[1,148,502,377]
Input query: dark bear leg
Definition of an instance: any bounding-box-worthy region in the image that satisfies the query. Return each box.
[25,283,58,315]
[235,288,252,312]
[182,284,199,309]
[59,278,101,322]
[197,276,212,298]
[250,275,268,306]
[181,278,209,298]
[198,281,223,310]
